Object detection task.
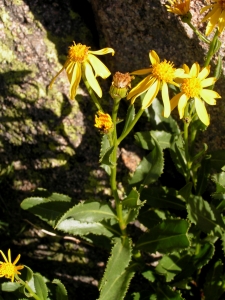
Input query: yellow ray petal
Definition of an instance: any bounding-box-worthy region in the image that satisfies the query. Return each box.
[149,50,160,65]
[200,89,220,105]
[127,75,155,100]
[201,77,216,87]
[87,54,111,79]
[130,68,151,75]
[183,64,190,74]
[0,250,8,263]
[200,4,213,15]
[161,82,171,118]
[195,97,209,126]
[178,93,188,119]
[198,66,210,81]
[84,61,102,98]
[205,8,221,36]
[190,63,199,77]
[141,79,160,109]
[68,62,81,100]
[89,48,115,56]
[218,10,225,33]
[201,5,219,22]
[13,254,21,265]
[170,92,183,112]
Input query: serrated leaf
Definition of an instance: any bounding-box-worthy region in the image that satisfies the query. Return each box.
[52,279,68,300]
[20,197,72,227]
[138,208,166,229]
[186,195,225,236]
[156,284,184,300]
[100,145,115,167]
[129,134,164,188]
[142,269,156,282]
[135,130,172,150]
[122,189,145,224]
[56,201,116,227]
[120,104,135,137]
[141,186,185,210]
[56,219,120,237]
[0,282,21,292]
[135,219,190,253]
[122,188,140,208]
[99,134,112,175]
[204,260,225,300]
[169,135,187,178]
[34,273,48,300]
[99,237,134,300]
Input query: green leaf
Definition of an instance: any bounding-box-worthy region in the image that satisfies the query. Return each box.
[52,279,68,300]
[135,130,172,150]
[0,282,21,292]
[196,155,211,196]
[186,195,225,236]
[211,171,225,211]
[203,260,225,300]
[99,134,113,175]
[20,265,33,282]
[56,219,120,237]
[34,273,48,300]
[99,237,135,300]
[20,196,72,227]
[169,135,187,178]
[135,219,190,253]
[129,134,164,188]
[156,284,184,300]
[210,150,225,172]
[142,269,156,282]
[56,200,116,226]
[122,188,140,208]
[141,186,186,210]
[120,104,135,137]
[138,208,166,229]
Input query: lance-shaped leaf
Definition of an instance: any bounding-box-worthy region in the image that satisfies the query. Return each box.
[99,237,134,300]
[20,194,72,228]
[99,134,114,175]
[186,195,225,237]
[141,186,185,210]
[56,219,120,237]
[34,273,48,300]
[155,284,184,300]
[129,134,164,188]
[122,188,145,224]
[203,260,225,300]
[135,219,190,253]
[52,279,68,300]
[56,200,117,226]
[169,134,187,178]
[135,130,172,151]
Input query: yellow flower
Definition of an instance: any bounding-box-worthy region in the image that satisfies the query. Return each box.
[0,249,24,282]
[170,62,221,126]
[201,0,225,36]
[127,50,186,117]
[95,111,113,134]
[49,42,115,99]
[166,0,190,15]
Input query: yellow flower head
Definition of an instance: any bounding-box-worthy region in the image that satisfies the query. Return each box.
[170,62,221,126]
[49,41,115,99]
[95,111,113,134]
[127,50,186,117]
[201,0,225,36]
[0,249,24,282]
[166,0,190,15]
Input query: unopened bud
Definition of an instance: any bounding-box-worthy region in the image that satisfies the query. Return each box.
[109,72,133,99]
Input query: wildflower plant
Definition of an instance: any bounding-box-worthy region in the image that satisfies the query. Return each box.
[2,1,224,299]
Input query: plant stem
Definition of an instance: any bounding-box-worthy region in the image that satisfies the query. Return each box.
[183,104,191,183]
[82,74,103,111]
[185,20,210,44]
[110,97,127,236]
[204,30,219,67]
[15,275,41,300]
[117,107,145,145]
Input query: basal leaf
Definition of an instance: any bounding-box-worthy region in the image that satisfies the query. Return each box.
[135,219,190,253]
[52,279,68,300]
[99,237,134,300]
[56,200,116,226]
[34,273,48,300]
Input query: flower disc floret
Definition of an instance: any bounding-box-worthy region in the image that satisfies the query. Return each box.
[68,43,89,63]
[181,78,202,98]
[152,60,176,83]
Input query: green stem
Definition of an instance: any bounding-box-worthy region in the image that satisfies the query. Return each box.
[117,107,144,145]
[183,105,191,183]
[15,275,41,300]
[204,30,219,67]
[185,20,210,44]
[110,97,127,236]
[82,74,103,111]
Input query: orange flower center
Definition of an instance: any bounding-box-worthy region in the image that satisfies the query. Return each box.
[152,60,176,82]
[68,42,89,63]
[181,77,201,98]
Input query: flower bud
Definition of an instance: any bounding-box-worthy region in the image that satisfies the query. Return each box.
[94,111,113,134]
[109,72,133,99]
